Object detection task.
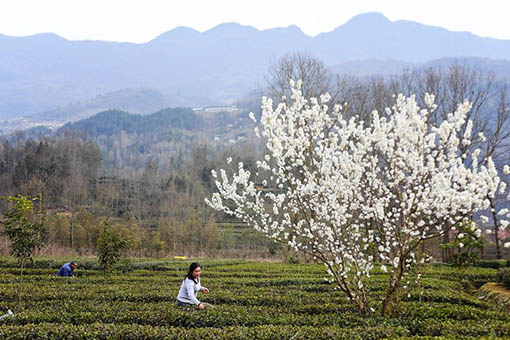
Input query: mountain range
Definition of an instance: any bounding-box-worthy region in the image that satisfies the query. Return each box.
[3,12,510,123]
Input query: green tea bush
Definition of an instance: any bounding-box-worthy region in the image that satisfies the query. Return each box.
[0,324,411,340]
[0,259,508,339]
[496,268,510,289]
[476,260,510,269]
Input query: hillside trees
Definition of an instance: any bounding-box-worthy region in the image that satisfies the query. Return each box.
[3,55,509,261]
[0,135,101,209]
[267,52,336,107]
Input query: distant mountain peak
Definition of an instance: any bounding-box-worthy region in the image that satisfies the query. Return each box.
[263,25,306,35]
[21,32,66,42]
[315,12,392,38]
[204,22,258,35]
[151,26,200,42]
[167,26,200,35]
[344,12,392,26]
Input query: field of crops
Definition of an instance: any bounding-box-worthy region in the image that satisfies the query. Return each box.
[1,257,509,339]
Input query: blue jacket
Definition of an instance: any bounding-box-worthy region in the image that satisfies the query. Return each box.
[56,263,74,277]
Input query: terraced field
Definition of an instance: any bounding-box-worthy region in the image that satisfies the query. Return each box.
[0,258,509,339]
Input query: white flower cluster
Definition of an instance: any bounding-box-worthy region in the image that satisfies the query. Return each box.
[205,80,510,313]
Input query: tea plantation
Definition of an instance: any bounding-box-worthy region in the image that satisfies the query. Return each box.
[0,258,509,339]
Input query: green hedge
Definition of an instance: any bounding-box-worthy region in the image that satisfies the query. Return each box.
[476,260,510,269]
[496,268,510,289]
[0,257,248,271]
[0,324,409,340]
[1,259,509,339]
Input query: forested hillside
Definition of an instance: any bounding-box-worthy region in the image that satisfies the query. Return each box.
[54,106,256,170]
[2,58,510,260]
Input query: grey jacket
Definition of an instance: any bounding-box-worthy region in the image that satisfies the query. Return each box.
[176,277,202,305]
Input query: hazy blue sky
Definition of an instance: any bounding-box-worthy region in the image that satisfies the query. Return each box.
[1,0,509,43]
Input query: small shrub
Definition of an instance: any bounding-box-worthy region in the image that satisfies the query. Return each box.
[285,254,301,264]
[97,220,130,279]
[443,221,483,269]
[0,195,46,274]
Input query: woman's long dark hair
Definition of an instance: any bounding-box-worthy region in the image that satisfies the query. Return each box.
[185,262,201,284]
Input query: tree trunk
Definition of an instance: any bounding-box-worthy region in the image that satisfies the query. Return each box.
[382,260,404,316]
[69,214,74,251]
[442,232,450,263]
[382,277,400,316]
[489,198,502,259]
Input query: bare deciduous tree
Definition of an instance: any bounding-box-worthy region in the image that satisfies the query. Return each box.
[267,51,335,104]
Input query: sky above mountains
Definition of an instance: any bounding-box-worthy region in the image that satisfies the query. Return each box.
[3,8,510,125]
[3,10,510,122]
[1,0,510,43]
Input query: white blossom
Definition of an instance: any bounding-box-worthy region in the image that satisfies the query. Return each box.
[206,80,510,315]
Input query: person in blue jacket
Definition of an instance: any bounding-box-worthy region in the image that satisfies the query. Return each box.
[56,261,77,277]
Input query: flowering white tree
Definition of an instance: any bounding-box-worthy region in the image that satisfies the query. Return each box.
[206,80,510,315]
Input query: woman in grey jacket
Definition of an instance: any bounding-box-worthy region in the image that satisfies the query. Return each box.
[176,262,211,309]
